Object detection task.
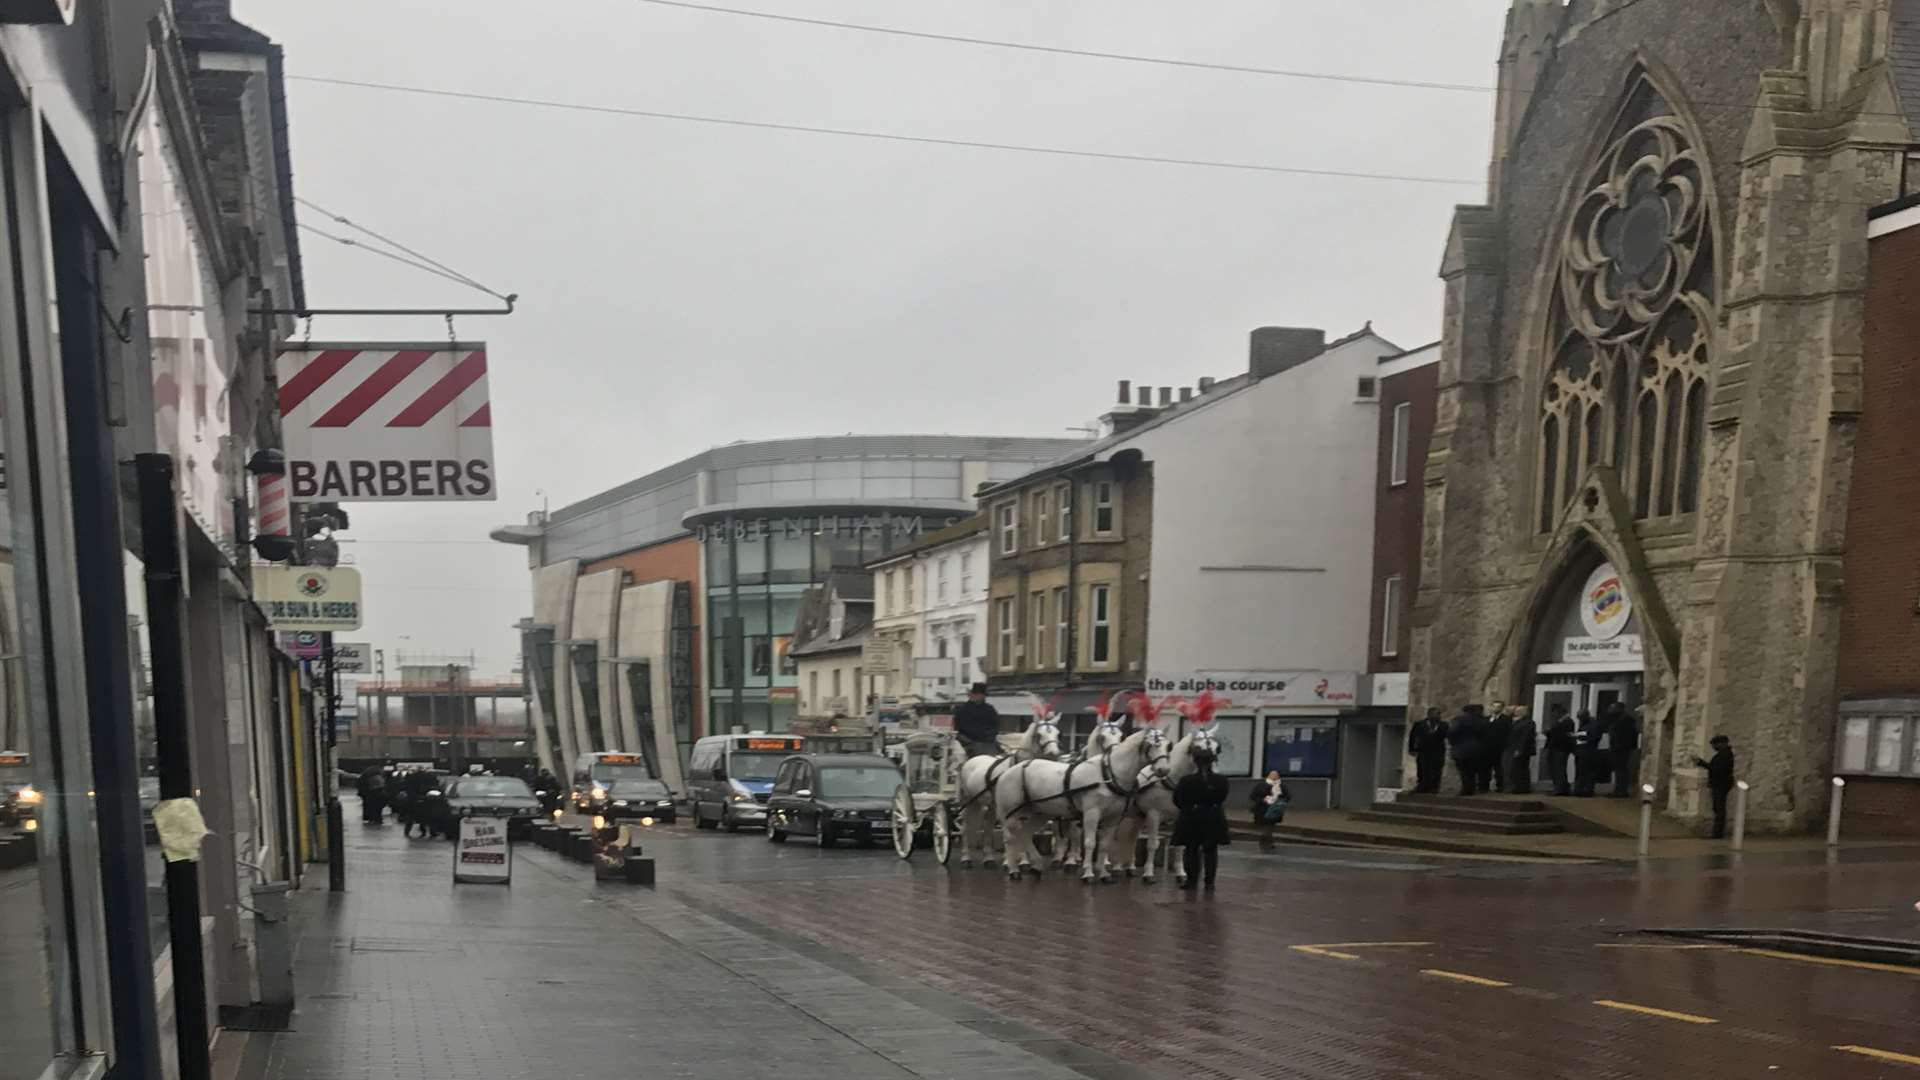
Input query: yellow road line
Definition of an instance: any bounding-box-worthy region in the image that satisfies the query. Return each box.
[1741,948,1920,977]
[1834,1045,1920,1068]
[1290,945,1360,961]
[1593,999,1718,1025]
[1312,941,1432,948]
[1420,969,1512,988]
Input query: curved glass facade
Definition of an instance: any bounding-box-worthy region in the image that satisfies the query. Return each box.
[702,510,958,732]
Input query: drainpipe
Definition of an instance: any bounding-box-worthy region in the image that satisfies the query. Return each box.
[134,454,211,1080]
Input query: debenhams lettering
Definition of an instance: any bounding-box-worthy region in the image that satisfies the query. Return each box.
[694,514,957,543]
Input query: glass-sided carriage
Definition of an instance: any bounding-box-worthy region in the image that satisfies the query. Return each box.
[889,728,960,863]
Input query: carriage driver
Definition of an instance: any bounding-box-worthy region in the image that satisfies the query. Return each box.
[953,683,1002,759]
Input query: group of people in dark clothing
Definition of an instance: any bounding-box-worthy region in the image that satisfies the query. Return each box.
[1407,696,1742,838]
[1409,700,1643,798]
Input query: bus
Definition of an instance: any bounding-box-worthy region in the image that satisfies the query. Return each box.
[569,751,661,812]
[686,733,804,832]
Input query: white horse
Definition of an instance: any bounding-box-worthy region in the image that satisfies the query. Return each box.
[1048,718,1126,871]
[994,727,1169,882]
[1114,725,1219,884]
[953,715,1062,866]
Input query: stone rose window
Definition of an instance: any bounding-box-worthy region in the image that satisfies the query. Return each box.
[1538,75,1715,532]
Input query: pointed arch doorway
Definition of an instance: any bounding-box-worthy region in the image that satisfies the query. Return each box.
[1525,554,1644,793]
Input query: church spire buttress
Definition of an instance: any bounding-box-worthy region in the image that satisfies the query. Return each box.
[1489,0,1566,206]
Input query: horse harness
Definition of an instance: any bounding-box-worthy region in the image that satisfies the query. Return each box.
[1008,740,1167,819]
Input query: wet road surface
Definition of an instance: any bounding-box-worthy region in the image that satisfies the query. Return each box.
[630,820,1920,1079]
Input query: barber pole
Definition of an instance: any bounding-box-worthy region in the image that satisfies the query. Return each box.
[257,471,290,539]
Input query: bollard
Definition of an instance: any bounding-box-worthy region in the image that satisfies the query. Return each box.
[1827,776,1845,847]
[1730,780,1749,852]
[1637,784,1655,857]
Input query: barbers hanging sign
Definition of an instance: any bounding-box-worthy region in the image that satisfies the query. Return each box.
[275,343,496,502]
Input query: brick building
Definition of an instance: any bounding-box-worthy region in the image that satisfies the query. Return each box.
[1410,0,1920,832]
[1833,195,1920,837]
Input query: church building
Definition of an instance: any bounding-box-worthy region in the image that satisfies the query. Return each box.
[1410,0,1920,831]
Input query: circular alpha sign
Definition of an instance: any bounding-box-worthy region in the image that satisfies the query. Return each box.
[1579,562,1633,640]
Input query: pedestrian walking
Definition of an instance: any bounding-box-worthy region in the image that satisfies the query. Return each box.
[1173,742,1232,890]
[1448,705,1488,796]
[1486,703,1514,793]
[1692,736,1737,838]
[953,683,1003,760]
[1248,770,1290,851]
[1543,704,1576,796]
[1407,707,1448,794]
[1508,705,1536,795]
[357,767,386,825]
[1608,703,1641,798]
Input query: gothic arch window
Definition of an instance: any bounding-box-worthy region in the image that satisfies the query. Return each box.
[1537,72,1715,530]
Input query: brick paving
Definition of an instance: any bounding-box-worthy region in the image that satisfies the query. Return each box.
[244,811,1111,1080]
[247,803,1920,1080]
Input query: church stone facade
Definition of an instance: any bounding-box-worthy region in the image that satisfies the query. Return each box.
[1409,0,1919,830]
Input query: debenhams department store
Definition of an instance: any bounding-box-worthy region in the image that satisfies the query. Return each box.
[492,435,1081,789]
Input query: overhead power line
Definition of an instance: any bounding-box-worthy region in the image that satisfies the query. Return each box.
[630,0,1492,95]
[631,0,1920,123]
[288,75,1480,187]
[295,195,509,299]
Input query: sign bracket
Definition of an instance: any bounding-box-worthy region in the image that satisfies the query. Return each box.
[252,295,518,319]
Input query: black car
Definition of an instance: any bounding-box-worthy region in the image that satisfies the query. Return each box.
[427,776,542,838]
[764,753,901,848]
[585,778,677,824]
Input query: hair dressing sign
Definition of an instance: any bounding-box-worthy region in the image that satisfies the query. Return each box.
[275,343,496,502]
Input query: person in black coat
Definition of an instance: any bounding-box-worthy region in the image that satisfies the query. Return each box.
[1407,707,1449,794]
[1573,710,1602,796]
[1172,747,1232,890]
[1607,703,1641,798]
[1543,704,1577,796]
[1485,703,1514,794]
[1448,706,1487,796]
[952,683,1002,759]
[1507,706,1537,795]
[1692,735,1737,838]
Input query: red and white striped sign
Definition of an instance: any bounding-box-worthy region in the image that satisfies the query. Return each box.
[256,472,290,536]
[274,343,497,502]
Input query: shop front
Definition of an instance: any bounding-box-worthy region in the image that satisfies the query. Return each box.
[1148,671,1357,810]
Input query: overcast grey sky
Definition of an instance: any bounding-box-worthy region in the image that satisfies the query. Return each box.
[240,0,1508,676]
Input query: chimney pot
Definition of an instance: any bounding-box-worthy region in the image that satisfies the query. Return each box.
[1137,385,1152,406]
[1179,387,1193,402]
[1198,376,1216,392]
[1250,327,1328,380]
[1158,387,1172,406]
[1117,379,1131,404]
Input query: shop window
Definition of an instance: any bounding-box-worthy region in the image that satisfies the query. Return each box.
[769,531,811,584]
[1389,402,1412,486]
[736,531,768,585]
[706,536,732,586]
[1088,584,1112,665]
[1184,715,1255,777]
[1263,719,1338,778]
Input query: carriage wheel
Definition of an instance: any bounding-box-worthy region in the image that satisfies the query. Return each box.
[890,785,915,860]
[932,802,953,865]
